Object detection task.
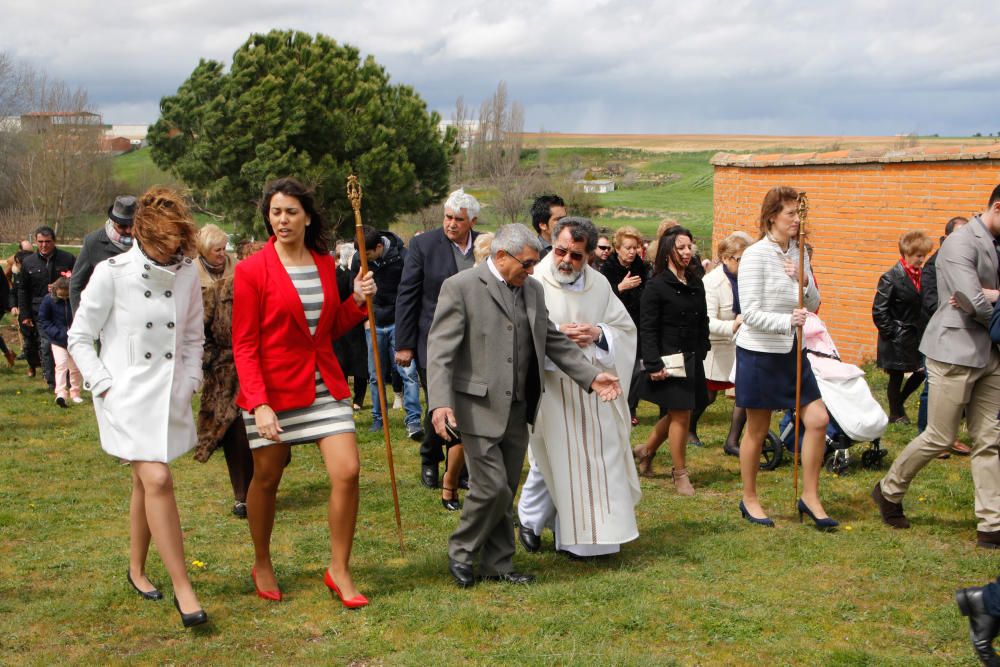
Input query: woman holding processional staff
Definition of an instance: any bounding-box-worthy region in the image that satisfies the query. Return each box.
[233,177,376,607]
[733,186,837,529]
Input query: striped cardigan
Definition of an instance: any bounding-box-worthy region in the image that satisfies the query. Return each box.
[734,236,820,353]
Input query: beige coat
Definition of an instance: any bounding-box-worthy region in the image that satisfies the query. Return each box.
[702,265,738,382]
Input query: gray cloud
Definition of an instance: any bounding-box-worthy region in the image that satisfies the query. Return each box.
[6,0,1000,135]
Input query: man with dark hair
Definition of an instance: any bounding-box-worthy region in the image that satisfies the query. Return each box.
[351,225,422,438]
[71,195,136,314]
[873,185,1000,548]
[18,226,76,387]
[529,194,566,259]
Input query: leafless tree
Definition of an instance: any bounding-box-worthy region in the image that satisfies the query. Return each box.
[15,81,111,237]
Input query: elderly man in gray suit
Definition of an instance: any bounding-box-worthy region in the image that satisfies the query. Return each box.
[873,184,1000,548]
[428,224,622,587]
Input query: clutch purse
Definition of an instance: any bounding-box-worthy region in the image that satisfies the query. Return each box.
[660,353,686,378]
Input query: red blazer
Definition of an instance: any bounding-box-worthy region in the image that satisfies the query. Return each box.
[233,238,367,412]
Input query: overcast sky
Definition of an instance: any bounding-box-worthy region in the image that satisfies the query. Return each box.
[5,0,1000,136]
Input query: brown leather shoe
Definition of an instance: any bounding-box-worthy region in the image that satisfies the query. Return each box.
[632,446,654,477]
[978,531,1000,549]
[871,482,910,528]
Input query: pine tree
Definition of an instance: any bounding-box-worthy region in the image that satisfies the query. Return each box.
[148,30,455,237]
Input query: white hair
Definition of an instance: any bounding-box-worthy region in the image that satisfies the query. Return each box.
[444,188,480,220]
[491,223,542,257]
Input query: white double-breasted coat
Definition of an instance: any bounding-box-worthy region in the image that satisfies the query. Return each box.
[68,245,204,463]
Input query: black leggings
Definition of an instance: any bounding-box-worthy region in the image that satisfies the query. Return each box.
[886,369,925,419]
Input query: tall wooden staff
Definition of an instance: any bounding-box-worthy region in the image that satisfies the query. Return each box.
[792,191,809,503]
[347,174,404,553]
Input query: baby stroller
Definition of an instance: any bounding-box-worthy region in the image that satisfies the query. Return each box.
[761,313,888,474]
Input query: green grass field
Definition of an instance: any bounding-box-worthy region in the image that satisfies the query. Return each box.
[0,358,993,665]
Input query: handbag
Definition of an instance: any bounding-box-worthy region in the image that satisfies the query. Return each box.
[660,352,686,378]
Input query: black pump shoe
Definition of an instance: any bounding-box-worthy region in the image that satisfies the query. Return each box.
[441,486,461,511]
[739,500,774,527]
[797,499,839,531]
[173,596,208,628]
[126,570,163,601]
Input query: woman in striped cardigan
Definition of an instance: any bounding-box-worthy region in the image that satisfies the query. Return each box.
[733,186,837,530]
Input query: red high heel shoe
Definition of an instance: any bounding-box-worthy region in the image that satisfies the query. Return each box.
[251,567,282,601]
[324,569,368,609]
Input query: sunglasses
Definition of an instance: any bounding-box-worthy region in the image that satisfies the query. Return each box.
[596,244,611,251]
[552,246,586,262]
[509,254,539,270]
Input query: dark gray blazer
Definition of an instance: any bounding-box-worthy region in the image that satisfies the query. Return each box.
[919,216,999,368]
[71,227,127,314]
[427,261,598,439]
[394,227,478,369]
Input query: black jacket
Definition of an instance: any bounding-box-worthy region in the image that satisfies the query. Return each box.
[71,226,129,314]
[349,230,407,327]
[37,294,73,348]
[920,250,940,322]
[600,252,648,328]
[872,262,927,371]
[18,248,76,317]
[394,227,479,368]
[640,268,710,372]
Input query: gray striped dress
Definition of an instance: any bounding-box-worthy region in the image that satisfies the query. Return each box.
[243,264,355,448]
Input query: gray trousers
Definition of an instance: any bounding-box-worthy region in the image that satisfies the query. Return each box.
[448,400,528,575]
[880,350,1000,532]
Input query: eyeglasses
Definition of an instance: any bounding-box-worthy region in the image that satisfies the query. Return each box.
[508,253,538,270]
[552,246,585,262]
[596,245,611,251]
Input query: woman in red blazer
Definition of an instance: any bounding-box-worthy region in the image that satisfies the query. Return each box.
[233,177,375,608]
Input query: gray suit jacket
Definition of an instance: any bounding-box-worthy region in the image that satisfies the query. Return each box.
[920,216,999,368]
[427,261,599,439]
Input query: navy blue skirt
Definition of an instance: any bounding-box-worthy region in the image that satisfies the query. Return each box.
[735,338,821,410]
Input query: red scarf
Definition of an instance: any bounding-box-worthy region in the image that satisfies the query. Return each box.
[899,257,921,291]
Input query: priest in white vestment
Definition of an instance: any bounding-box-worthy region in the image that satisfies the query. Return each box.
[517,217,641,557]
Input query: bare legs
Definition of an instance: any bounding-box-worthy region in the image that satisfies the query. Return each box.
[441,444,466,502]
[246,443,291,592]
[129,462,202,613]
[246,435,363,600]
[639,409,692,492]
[739,399,830,519]
[318,433,361,600]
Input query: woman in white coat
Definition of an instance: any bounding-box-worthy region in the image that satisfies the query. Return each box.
[68,187,208,627]
[692,231,752,456]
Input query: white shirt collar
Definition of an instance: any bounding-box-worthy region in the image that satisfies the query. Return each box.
[452,232,472,254]
[486,256,508,284]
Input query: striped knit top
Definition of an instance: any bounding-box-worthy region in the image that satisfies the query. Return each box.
[734,236,820,354]
[286,265,323,334]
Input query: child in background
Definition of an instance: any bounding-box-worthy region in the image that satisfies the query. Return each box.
[37,276,82,407]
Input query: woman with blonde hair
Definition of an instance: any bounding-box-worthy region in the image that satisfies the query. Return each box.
[692,231,753,455]
[195,223,235,289]
[872,230,935,423]
[734,186,836,530]
[69,187,209,626]
[601,225,648,423]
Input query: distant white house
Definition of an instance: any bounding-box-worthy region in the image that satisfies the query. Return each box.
[438,119,481,148]
[576,179,616,194]
[0,115,20,132]
[106,124,149,147]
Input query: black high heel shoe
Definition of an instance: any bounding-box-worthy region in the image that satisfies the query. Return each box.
[173,596,208,628]
[739,500,774,527]
[798,499,839,531]
[126,570,163,601]
[441,486,461,512]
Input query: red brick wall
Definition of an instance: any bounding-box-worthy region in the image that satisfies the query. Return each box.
[712,160,1000,364]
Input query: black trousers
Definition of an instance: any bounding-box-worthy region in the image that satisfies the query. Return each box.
[417,365,449,466]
